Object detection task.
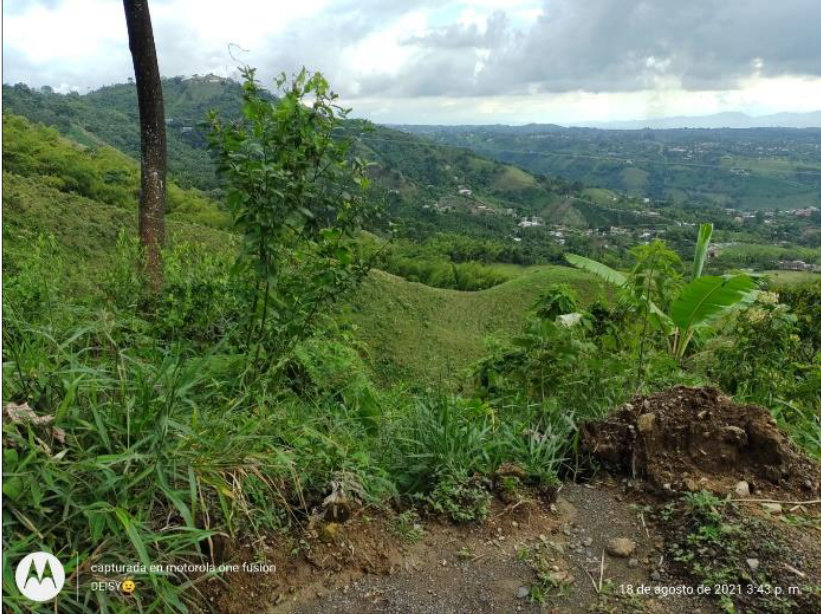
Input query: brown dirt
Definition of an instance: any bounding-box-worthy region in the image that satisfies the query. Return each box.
[194,386,820,614]
[580,386,821,499]
[195,485,723,614]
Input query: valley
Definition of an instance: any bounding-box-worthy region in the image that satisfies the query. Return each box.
[2,71,819,614]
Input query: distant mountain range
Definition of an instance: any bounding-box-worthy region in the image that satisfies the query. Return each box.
[572,111,821,130]
[391,111,821,134]
[392,111,821,133]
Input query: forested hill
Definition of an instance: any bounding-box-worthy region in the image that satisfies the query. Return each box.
[2,78,655,232]
[3,76,254,193]
[394,123,821,211]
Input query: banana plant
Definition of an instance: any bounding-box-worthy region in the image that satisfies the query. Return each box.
[566,223,758,360]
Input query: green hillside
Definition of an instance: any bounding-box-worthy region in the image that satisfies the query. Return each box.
[3,77,256,192]
[2,111,605,385]
[396,124,821,211]
[2,113,227,229]
[3,80,656,235]
[343,266,606,384]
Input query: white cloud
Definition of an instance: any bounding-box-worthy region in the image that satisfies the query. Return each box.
[3,0,820,123]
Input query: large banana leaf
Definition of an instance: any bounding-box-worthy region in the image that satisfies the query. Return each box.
[670,274,758,331]
[691,223,713,279]
[565,254,627,287]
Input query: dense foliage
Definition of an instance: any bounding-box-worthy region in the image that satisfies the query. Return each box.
[2,70,819,614]
[207,68,377,369]
[399,123,821,214]
[2,113,227,229]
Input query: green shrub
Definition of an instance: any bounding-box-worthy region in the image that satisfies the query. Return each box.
[422,468,492,523]
[533,283,579,320]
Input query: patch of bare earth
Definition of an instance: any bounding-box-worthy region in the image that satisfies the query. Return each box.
[197,483,724,614]
[582,386,821,614]
[197,387,819,614]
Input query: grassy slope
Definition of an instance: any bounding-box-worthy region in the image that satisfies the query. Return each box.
[2,172,232,285]
[341,267,607,385]
[762,270,821,285]
[3,168,607,384]
[2,107,609,385]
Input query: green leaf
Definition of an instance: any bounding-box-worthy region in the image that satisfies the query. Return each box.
[670,275,758,332]
[692,223,713,279]
[648,301,674,335]
[564,254,627,287]
[114,508,152,570]
[2,477,23,500]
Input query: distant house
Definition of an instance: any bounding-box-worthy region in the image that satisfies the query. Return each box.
[780,260,811,271]
[470,204,493,215]
[458,188,473,197]
[518,216,544,228]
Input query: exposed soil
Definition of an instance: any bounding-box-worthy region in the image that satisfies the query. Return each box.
[197,484,724,614]
[581,386,821,499]
[197,387,820,614]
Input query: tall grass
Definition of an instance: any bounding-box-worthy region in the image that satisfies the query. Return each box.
[1,237,579,611]
[4,235,818,610]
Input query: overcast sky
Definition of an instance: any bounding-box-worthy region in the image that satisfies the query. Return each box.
[4,0,821,125]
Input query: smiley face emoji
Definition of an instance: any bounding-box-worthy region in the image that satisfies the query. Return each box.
[121,579,136,594]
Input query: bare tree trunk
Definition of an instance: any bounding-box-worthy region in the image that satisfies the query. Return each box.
[123,0,166,291]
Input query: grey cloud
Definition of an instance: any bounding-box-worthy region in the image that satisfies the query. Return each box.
[402,11,509,49]
[338,0,821,97]
[5,0,821,100]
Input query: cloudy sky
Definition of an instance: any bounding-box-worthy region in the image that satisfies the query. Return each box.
[4,0,821,125]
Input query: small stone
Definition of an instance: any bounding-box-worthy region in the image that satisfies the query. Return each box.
[650,571,661,581]
[628,558,639,569]
[746,558,760,572]
[722,426,748,445]
[319,522,340,543]
[606,537,636,558]
[511,521,519,528]
[516,586,530,599]
[761,503,783,514]
[582,537,593,547]
[734,481,750,497]
[683,478,699,492]
[637,413,656,433]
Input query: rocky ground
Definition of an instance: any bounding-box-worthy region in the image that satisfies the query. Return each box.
[199,388,820,614]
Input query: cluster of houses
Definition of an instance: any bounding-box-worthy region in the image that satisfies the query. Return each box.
[779,260,820,272]
[725,206,819,224]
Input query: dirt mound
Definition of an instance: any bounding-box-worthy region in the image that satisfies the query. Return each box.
[581,386,820,498]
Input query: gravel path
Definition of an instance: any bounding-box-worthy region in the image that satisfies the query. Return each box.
[281,484,721,614]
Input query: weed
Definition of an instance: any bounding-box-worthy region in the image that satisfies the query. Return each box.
[421,469,491,523]
[391,510,425,543]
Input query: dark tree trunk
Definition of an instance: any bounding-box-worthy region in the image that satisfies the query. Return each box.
[123,0,166,291]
